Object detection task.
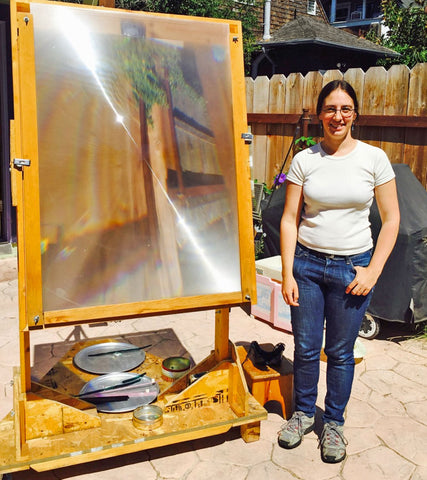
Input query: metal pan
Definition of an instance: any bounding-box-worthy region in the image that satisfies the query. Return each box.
[79,372,159,413]
[73,342,146,374]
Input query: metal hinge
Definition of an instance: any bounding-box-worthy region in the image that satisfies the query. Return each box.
[241,133,253,144]
[13,158,31,168]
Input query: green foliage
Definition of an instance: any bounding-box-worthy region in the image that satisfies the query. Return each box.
[294,136,316,153]
[366,0,427,68]
[56,0,261,74]
[118,0,261,75]
[108,36,204,124]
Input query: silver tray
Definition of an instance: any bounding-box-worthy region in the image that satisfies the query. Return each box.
[73,342,146,374]
[79,372,159,413]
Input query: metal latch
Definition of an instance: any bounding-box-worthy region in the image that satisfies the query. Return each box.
[13,158,31,167]
[241,133,253,144]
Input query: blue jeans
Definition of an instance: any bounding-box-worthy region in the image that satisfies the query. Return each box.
[291,243,373,425]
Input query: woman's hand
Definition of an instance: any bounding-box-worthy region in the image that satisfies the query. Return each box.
[282,276,300,306]
[345,266,379,296]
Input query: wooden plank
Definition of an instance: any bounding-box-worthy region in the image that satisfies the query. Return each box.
[247,113,427,128]
[10,4,32,396]
[247,113,303,124]
[343,67,365,139]
[357,115,427,128]
[266,74,287,188]
[405,63,427,188]
[245,77,254,114]
[42,292,244,326]
[251,76,270,183]
[302,71,323,114]
[283,72,304,173]
[228,25,256,304]
[15,13,43,330]
[322,69,343,86]
[215,308,230,362]
[382,65,410,163]
[228,343,250,418]
[359,66,387,148]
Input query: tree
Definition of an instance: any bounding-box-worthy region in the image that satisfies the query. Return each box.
[366,0,427,68]
[116,0,261,74]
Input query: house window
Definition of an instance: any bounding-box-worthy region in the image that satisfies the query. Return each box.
[335,2,351,21]
[307,0,317,15]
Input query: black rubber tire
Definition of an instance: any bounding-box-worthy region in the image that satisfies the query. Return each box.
[359,314,381,340]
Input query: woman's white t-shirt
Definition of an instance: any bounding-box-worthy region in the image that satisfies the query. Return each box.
[286,141,395,255]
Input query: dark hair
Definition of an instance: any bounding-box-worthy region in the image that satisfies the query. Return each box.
[316,80,359,120]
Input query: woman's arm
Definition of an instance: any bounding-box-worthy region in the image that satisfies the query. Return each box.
[280,182,304,306]
[346,178,400,296]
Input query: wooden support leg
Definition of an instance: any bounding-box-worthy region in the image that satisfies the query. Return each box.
[240,421,261,443]
[215,308,230,362]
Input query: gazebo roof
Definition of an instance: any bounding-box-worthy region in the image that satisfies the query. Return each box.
[260,15,399,58]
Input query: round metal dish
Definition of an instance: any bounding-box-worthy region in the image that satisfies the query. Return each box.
[79,372,159,413]
[161,356,191,381]
[73,342,146,374]
[133,405,163,430]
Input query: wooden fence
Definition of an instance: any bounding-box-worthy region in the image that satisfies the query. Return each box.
[245,63,427,190]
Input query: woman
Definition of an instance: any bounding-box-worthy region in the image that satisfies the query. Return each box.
[278,80,400,463]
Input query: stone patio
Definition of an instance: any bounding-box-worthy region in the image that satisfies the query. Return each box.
[0,254,426,480]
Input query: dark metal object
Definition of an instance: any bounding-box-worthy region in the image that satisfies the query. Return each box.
[87,344,152,357]
[76,372,146,397]
[78,372,159,413]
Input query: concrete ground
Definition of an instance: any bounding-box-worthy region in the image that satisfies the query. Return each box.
[0,253,426,480]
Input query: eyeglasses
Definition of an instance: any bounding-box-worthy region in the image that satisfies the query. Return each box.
[322,106,355,117]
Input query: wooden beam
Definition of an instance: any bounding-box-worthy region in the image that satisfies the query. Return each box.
[247,113,427,128]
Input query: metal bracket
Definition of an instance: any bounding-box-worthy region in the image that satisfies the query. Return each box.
[241,133,253,144]
[13,158,31,168]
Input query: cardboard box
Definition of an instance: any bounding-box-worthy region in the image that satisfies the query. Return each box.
[251,273,292,333]
[255,255,282,282]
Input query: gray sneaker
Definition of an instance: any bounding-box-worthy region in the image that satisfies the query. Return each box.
[319,422,348,463]
[278,411,315,449]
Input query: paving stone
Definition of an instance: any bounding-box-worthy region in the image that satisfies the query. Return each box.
[344,397,381,428]
[0,258,17,282]
[195,436,272,466]
[406,400,427,426]
[393,362,427,387]
[367,390,406,417]
[0,286,18,305]
[185,461,247,480]
[387,345,427,365]
[260,413,284,443]
[56,453,155,480]
[148,444,199,478]
[272,437,342,480]
[360,370,426,402]
[364,353,398,371]
[0,255,425,480]
[0,339,19,367]
[350,376,372,402]
[411,465,427,480]
[374,416,427,465]
[342,445,415,480]
[246,461,295,480]
[401,338,427,357]
[388,381,427,404]
[344,427,381,455]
